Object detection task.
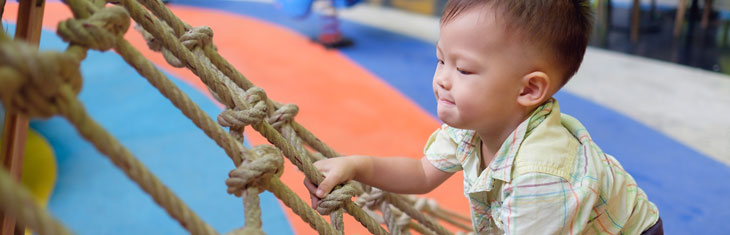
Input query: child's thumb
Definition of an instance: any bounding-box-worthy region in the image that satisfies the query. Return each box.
[316,177,337,198]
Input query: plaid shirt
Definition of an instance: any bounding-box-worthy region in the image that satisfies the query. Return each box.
[425,99,659,234]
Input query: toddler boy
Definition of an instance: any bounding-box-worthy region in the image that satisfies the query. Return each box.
[305,0,662,234]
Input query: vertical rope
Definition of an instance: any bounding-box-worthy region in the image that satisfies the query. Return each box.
[381,199,400,235]
[330,211,345,233]
[243,188,265,234]
[264,178,340,235]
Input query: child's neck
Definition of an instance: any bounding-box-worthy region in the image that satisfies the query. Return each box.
[477,108,534,169]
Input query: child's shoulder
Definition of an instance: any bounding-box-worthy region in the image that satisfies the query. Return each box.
[512,113,583,180]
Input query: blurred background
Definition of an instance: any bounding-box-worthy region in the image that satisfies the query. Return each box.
[392,0,730,72]
[2,0,729,234]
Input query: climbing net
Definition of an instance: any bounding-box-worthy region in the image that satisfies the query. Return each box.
[0,0,472,234]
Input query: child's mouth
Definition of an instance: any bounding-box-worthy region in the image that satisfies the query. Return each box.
[439,98,455,105]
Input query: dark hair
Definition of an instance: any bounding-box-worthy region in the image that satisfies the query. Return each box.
[441,0,593,85]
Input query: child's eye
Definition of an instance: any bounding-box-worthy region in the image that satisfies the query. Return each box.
[437,59,444,65]
[457,67,473,75]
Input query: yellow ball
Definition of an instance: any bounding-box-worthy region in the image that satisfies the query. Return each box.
[0,129,57,207]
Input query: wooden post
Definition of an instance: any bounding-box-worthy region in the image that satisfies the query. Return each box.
[631,0,641,43]
[0,0,7,19]
[701,0,713,29]
[675,0,688,37]
[1,0,46,234]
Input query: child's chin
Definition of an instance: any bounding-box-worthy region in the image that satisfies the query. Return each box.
[436,113,458,126]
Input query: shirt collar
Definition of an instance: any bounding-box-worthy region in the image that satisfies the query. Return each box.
[465,99,558,192]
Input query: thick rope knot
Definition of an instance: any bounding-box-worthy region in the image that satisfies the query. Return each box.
[316,184,359,215]
[0,40,82,118]
[395,211,412,229]
[217,87,268,128]
[394,196,440,231]
[225,145,284,197]
[217,104,266,128]
[411,196,439,213]
[355,187,387,210]
[356,187,407,233]
[57,6,130,51]
[180,26,213,50]
[267,104,298,129]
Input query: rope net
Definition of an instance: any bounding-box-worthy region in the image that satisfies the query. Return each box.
[0,0,472,234]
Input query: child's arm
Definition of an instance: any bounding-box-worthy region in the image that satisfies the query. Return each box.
[307,156,453,199]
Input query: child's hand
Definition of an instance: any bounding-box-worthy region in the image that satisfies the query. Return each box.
[303,157,361,208]
[304,155,449,209]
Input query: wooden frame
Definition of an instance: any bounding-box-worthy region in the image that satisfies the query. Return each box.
[674,0,714,37]
[0,0,46,234]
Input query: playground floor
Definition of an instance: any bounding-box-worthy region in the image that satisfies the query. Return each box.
[2,0,730,234]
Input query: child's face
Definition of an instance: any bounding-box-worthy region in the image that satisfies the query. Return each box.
[433,6,531,132]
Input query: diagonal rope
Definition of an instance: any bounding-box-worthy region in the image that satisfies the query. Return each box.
[1,23,217,234]
[122,1,388,234]
[57,0,342,233]
[133,1,460,234]
[0,167,71,235]
[0,0,471,234]
[133,1,464,234]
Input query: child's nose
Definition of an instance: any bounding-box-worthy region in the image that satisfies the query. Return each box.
[434,71,451,90]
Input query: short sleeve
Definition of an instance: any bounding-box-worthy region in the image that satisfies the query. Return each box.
[424,124,462,172]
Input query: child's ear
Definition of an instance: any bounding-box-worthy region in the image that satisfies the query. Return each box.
[517,71,550,107]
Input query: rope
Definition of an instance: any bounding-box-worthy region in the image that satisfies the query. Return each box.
[217,88,268,130]
[225,146,283,197]
[64,1,343,234]
[0,37,82,118]
[53,2,337,234]
[130,0,461,233]
[241,188,265,235]
[316,183,360,215]
[356,187,406,234]
[267,104,298,129]
[127,1,385,233]
[0,168,72,235]
[135,23,185,67]
[125,1,388,233]
[224,226,265,235]
[355,190,436,235]
[0,0,473,233]
[407,196,472,231]
[265,178,341,235]
[2,3,218,234]
[57,5,129,51]
[265,103,349,232]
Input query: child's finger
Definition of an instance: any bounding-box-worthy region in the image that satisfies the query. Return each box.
[304,178,322,208]
[309,192,319,208]
[316,175,338,198]
[303,178,318,195]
